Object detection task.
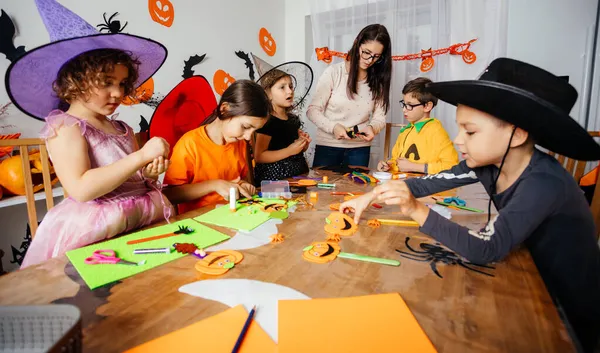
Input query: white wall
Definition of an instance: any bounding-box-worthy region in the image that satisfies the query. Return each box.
[0,0,285,271]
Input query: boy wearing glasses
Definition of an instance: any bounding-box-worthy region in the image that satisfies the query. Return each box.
[378,77,458,174]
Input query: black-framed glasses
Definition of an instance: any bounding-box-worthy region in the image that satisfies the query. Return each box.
[399,100,425,111]
[360,49,382,62]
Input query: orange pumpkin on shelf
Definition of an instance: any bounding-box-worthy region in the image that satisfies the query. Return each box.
[149,0,174,27]
[0,150,58,196]
[324,212,358,237]
[213,70,235,96]
[122,78,154,106]
[195,250,244,275]
[258,27,277,56]
[302,241,340,264]
[0,133,21,159]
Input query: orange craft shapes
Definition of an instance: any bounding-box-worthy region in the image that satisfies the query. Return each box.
[195,250,244,275]
[122,78,154,106]
[258,27,277,56]
[261,203,287,213]
[213,69,235,96]
[270,233,285,243]
[302,241,341,264]
[149,0,174,27]
[367,219,381,229]
[324,212,358,237]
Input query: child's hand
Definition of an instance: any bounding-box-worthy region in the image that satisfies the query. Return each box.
[287,138,307,156]
[238,180,256,196]
[357,126,375,142]
[141,137,170,162]
[396,158,415,172]
[212,177,253,200]
[298,130,312,152]
[333,124,351,140]
[143,156,170,179]
[340,192,375,224]
[377,160,390,172]
[372,180,418,214]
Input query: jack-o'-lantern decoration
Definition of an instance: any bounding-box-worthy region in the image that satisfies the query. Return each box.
[122,78,154,106]
[302,241,340,264]
[420,49,434,72]
[324,212,358,237]
[149,0,174,27]
[0,133,21,159]
[0,150,58,196]
[213,70,235,96]
[261,203,287,213]
[462,50,477,64]
[195,250,244,275]
[258,27,277,56]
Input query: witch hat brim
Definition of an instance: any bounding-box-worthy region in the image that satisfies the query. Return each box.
[5,33,167,121]
[149,76,217,155]
[427,78,600,161]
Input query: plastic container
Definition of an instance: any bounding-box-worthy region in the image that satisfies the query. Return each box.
[0,304,82,353]
[260,180,292,199]
[373,172,392,182]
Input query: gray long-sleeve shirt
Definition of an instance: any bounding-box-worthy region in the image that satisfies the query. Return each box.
[405,148,600,351]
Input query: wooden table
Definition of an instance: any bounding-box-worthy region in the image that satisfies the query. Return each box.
[0,173,575,352]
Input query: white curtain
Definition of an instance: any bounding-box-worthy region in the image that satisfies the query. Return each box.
[305,0,508,167]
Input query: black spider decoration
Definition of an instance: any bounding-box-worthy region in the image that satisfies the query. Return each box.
[97,12,128,34]
[396,237,495,278]
[238,198,263,206]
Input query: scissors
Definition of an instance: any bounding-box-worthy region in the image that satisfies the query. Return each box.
[443,196,467,207]
[84,249,139,266]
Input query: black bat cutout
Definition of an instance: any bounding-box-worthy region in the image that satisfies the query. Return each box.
[0,9,26,62]
[139,115,149,133]
[235,50,255,81]
[182,54,206,79]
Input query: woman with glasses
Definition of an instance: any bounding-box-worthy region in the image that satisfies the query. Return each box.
[307,24,392,168]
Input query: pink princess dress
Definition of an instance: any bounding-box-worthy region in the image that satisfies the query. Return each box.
[21,110,174,268]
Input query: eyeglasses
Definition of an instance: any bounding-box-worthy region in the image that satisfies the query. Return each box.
[399,100,425,111]
[360,49,382,62]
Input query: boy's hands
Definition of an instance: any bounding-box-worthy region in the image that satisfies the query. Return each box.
[377,160,391,172]
[340,193,375,224]
[372,180,430,224]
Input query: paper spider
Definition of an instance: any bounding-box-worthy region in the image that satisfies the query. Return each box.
[396,237,495,278]
[97,12,128,34]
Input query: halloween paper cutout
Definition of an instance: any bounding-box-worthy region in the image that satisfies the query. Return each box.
[195,250,244,275]
[302,241,340,264]
[121,78,154,106]
[213,69,235,96]
[396,237,494,278]
[0,10,26,62]
[149,0,174,27]
[326,233,341,242]
[139,115,149,133]
[261,203,287,213]
[324,212,358,237]
[96,12,128,33]
[235,50,256,81]
[182,54,206,79]
[173,242,206,259]
[149,76,217,157]
[367,219,381,228]
[269,233,284,243]
[329,202,341,211]
[258,27,276,56]
[420,49,434,72]
[405,144,420,160]
[0,133,21,159]
[0,149,58,195]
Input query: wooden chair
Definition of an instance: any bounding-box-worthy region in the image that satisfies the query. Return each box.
[548,131,600,239]
[0,138,56,238]
[383,122,407,160]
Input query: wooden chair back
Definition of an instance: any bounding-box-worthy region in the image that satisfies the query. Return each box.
[383,123,407,160]
[0,138,56,238]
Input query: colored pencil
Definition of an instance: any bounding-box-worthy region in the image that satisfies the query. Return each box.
[231,305,257,353]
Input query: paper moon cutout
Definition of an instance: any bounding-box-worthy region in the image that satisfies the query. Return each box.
[179,279,310,342]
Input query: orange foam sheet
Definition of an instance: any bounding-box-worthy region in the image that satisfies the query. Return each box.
[125,305,275,353]
[278,293,437,353]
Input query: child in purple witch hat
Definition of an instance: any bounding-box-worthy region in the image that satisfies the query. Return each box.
[5,0,175,268]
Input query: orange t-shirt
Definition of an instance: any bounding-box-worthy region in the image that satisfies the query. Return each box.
[164,125,248,214]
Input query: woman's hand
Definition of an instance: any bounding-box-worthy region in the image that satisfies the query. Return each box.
[333,124,351,140]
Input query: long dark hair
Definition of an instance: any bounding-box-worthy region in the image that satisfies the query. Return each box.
[203,79,271,125]
[346,24,392,113]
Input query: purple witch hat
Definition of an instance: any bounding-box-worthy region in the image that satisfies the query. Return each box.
[4,0,167,120]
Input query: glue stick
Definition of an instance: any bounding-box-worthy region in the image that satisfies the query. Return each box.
[229,187,236,212]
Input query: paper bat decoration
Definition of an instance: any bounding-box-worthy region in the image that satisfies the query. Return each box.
[235,50,255,81]
[182,54,206,79]
[139,115,149,133]
[0,10,26,62]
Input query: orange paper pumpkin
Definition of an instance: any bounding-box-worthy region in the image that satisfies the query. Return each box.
[261,203,287,213]
[324,212,358,237]
[195,250,244,275]
[0,150,58,196]
[0,133,21,159]
[302,241,340,264]
[462,50,477,64]
[213,70,235,96]
[122,78,154,106]
[258,27,277,56]
[329,202,341,211]
[149,0,174,27]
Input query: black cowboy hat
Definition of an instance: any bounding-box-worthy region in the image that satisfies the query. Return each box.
[426,57,600,161]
